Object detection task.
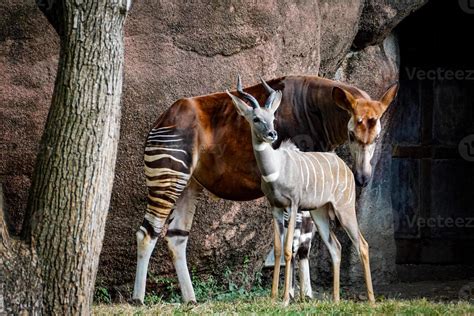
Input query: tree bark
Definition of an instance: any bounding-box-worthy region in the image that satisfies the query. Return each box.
[1,0,129,314]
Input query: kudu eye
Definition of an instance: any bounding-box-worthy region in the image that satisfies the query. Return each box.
[253,117,260,123]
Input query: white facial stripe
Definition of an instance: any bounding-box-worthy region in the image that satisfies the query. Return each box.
[253,142,268,151]
[347,117,355,131]
[262,171,280,182]
[375,119,381,135]
[363,145,373,168]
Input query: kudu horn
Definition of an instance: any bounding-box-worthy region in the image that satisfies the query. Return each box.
[237,75,259,109]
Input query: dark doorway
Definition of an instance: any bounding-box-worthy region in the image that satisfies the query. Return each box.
[392,0,474,277]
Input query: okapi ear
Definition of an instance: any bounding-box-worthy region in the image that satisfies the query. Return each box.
[269,90,282,113]
[226,90,252,117]
[379,82,399,114]
[332,86,356,114]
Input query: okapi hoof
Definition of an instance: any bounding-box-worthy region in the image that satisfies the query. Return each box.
[129,298,144,306]
[300,294,313,302]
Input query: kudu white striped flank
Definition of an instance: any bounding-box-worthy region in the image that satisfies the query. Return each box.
[227,77,375,306]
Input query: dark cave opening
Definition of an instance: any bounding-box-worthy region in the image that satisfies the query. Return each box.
[392,0,474,280]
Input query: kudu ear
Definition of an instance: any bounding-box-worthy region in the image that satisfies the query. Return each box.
[268,91,282,114]
[379,82,399,114]
[226,90,252,117]
[332,86,356,114]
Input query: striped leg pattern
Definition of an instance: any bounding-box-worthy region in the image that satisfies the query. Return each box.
[283,209,315,300]
[133,126,196,304]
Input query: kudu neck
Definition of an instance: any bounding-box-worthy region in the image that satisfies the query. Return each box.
[251,132,281,182]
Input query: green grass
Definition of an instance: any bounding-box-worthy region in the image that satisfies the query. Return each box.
[138,260,268,304]
[93,298,474,315]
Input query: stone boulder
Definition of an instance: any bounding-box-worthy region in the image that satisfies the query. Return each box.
[353,0,428,49]
[318,0,364,77]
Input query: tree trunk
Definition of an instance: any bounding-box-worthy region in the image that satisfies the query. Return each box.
[1,1,130,314]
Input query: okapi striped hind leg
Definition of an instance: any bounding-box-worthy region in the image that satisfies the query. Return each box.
[133,125,196,304]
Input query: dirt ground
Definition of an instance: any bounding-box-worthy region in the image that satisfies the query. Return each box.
[376,280,474,301]
[321,279,474,302]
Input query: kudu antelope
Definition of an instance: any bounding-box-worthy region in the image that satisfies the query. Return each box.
[227,79,375,306]
[133,75,398,304]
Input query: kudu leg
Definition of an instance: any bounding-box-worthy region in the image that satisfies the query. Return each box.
[283,205,297,306]
[311,206,342,303]
[358,232,375,303]
[165,179,203,304]
[336,206,375,304]
[271,207,284,300]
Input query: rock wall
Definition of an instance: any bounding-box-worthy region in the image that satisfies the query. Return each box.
[1,0,427,299]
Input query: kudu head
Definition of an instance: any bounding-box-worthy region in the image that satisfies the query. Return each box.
[227,76,282,144]
[332,83,399,187]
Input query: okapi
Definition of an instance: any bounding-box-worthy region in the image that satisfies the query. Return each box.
[227,81,375,306]
[133,75,398,304]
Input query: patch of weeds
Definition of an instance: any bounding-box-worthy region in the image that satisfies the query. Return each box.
[144,258,270,305]
[215,258,270,301]
[147,274,181,303]
[192,272,221,302]
[94,285,111,304]
[143,291,163,305]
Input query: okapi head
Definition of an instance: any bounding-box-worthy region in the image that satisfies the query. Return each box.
[227,76,282,144]
[332,83,399,187]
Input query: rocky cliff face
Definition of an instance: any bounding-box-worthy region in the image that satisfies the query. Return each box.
[1,0,427,299]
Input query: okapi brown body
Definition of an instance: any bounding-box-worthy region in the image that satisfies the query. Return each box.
[133,75,398,304]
